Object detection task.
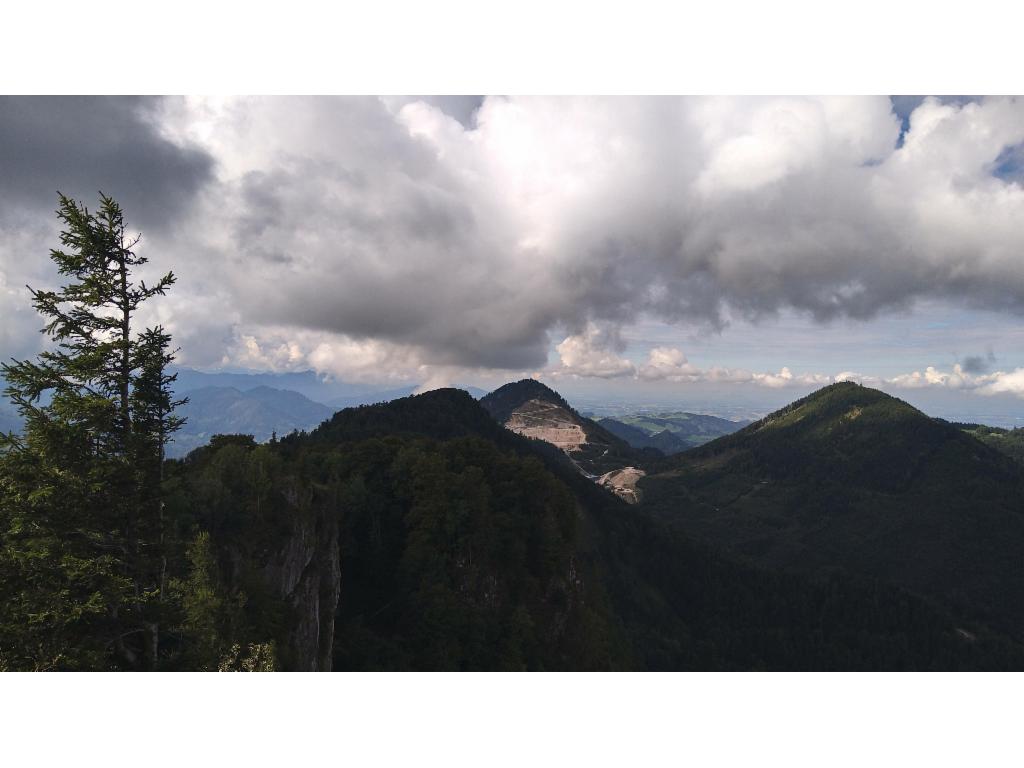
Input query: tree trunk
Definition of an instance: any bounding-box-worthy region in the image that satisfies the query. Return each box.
[117,244,145,668]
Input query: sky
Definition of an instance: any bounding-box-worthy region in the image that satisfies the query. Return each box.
[2,95,1024,423]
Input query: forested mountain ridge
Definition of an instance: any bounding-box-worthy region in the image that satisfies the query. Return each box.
[164,394,625,670]
[167,386,1024,670]
[641,382,1024,639]
[8,373,1024,669]
[950,421,1024,464]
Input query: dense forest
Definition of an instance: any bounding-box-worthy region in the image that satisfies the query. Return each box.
[160,391,1024,671]
[950,420,1024,465]
[641,383,1024,640]
[3,196,1024,671]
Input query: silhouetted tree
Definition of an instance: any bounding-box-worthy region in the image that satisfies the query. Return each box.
[0,193,184,669]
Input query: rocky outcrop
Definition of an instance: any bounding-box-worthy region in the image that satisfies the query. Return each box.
[505,399,588,451]
[258,490,341,671]
[482,380,653,499]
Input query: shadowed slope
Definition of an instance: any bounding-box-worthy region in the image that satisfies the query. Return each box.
[642,382,1024,637]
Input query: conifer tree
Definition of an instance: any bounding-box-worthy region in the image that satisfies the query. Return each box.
[0,193,184,670]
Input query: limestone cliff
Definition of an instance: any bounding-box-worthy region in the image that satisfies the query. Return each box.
[257,491,341,671]
[221,486,341,672]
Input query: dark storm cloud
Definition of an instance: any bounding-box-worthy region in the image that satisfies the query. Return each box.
[7,96,1024,382]
[0,96,213,230]
[961,350,997,374]
[167,95,1024,377]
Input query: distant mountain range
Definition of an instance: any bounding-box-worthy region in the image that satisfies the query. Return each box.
[598,412,749,455]
[171,367,389,404]
[165,370,486,457]
[168,386,336,458]
[172,368,488,404]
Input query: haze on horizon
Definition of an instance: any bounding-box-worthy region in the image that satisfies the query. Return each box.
[2,95,1024,425]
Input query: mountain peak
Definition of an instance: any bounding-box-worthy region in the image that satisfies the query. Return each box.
[479,379,652,500]
[479,379,570,423]
[746,382,914,435]
[645,380,1024,637]
[310,386,504,445]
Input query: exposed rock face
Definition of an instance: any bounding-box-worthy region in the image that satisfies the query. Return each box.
[481,381,651,504]
[505,399,588,451]
[258,491,341,671]
[505,400,645,503]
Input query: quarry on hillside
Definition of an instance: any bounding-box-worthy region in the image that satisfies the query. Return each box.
[502,397,646,504]
[598,466,646,504]
[504,399,588,451]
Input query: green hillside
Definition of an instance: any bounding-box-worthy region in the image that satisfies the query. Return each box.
[641,382,1024,639]
[952,421,1024,464]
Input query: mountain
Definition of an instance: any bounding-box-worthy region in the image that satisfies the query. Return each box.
[599,412,748,455]
[169,385,335,457]
[479,379,656,501]
[172,367,375,403]
[173,367,433,408]
[641,382,1024,639]
[173,368,488,408]
[313,387,514,446]
[167,385,1024,670]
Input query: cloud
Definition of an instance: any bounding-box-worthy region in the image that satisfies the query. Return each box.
[884,363,1024,398]
[978,368,1024,397]
[633,349,1024,400]
[0,97,213,230]
[960,350,996,374]
[638,347,702,382]
[556,334,833,390]
[380,96,485,128]
[555,323,635,378]
[5,96,1024,385]
[637,347,831,389]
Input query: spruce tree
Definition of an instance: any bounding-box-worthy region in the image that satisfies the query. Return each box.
[0,193,184,670]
